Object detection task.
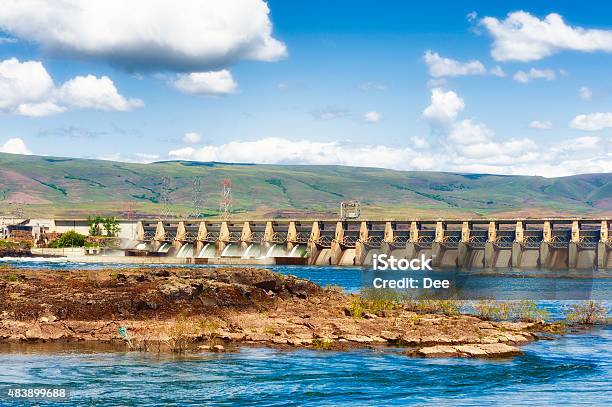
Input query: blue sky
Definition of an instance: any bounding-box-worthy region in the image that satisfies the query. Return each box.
[0,0,611,176]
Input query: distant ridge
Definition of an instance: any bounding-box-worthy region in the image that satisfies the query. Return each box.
[0,152,610,218]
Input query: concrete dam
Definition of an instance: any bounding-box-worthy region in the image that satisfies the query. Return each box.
[116,218,612,270]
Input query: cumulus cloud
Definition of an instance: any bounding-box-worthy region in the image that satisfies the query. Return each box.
[172,70,238,96]
[418,87,611,176]
[481,11,612,61]
[570,112,612,131]
[182,132,202,144]
[513,68,556,83]
[97,152,159,164]
[448,119,494,145]
[410,136,430,149]
[530,120,553,130]
[579,86,593,101]
[422,88,465,124]
[424,51,486,77]
[58,75,143,111]
[0,58,142,116]
[0,0,286,72]
[168,137,436,170]
[423,51,507,79]
[0,137,31,155]
[364,111,382,123]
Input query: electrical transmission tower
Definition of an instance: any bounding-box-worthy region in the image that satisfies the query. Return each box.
[124,201,135,220]
[159,176,173,219]
[189,177,205,218]
[218,179,232,219]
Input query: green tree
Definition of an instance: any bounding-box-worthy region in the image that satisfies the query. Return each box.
[87,216,104,236]
[102,217,120,237]
[49,231,86,248]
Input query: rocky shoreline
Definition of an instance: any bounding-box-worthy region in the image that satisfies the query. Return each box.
[0,266,546,358]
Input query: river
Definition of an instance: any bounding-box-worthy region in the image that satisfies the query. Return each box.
[0,260,610,406]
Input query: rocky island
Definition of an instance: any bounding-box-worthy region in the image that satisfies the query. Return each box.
[0,266,546,358]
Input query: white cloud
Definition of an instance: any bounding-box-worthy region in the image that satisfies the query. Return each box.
[168,137,435,170]
[454,138,538,161]
[513,68,556,83]
[481,11,612,61]
[410,136,430,149]
[424,50,486,77]
[172,70,238,96]
[579,86,593,101]
[16,102,66,117]
[0,0,286,72]
[58,75,143,111]
[0,137,31,155]
[448,119,493,145]
[364,111,382,123]
[0,58,142,116]
[530,120,553,130]
[422,88,465,124]
[98,152,159,163]
[183,132,202,144]
[0,58,54,114]
[553,136,600,152]
[570,112,612,131]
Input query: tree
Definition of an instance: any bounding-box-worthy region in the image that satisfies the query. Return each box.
[102,217,120,237]
[87,216,104,236]
[49,231,85,248]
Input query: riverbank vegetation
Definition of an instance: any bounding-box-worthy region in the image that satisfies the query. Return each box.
[48,230,85,248]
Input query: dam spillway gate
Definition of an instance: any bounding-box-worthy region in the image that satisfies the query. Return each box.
[130,218,612,270]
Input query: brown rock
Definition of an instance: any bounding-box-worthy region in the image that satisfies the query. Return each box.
[25,324,44,340]
[454,345,488,357]
[341,334,373,343]
[418,345,460,357]
[478,343,522,357]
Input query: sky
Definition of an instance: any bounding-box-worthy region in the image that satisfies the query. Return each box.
[0,0,611,177]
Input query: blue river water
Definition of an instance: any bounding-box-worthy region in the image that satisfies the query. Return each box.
[0,260,610,406]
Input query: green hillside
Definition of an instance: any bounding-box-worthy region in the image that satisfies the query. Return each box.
[0,152,610,219]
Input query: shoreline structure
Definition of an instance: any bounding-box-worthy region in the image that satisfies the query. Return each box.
[0,266,548,358]
[4,217,612,269]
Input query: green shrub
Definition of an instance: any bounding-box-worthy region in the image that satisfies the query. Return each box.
[347,295,364,318]
[474,300,548,322]
[312,338,334,350]
[564,301,609,325]
[405,298,462,316]
[49,231,86,248]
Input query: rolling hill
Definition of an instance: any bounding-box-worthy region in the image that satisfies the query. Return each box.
[0,152,610,219]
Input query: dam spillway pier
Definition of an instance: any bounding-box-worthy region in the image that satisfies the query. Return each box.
[134,218,611,269]
[14,217,612,270]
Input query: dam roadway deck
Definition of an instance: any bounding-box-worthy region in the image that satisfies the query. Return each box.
[30,217,612,270]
